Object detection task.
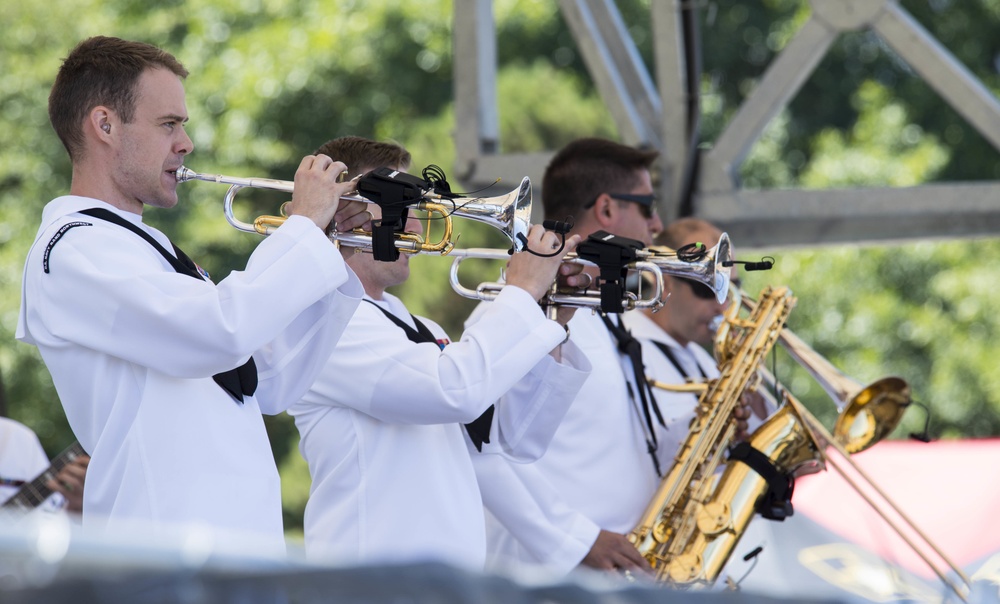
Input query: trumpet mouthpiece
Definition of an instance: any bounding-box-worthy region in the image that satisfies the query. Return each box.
[175,166,197,182]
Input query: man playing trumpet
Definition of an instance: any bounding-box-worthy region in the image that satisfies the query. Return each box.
[288,136,592,569]
[17,36,368,552]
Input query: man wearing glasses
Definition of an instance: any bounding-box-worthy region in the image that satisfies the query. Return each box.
[471,138,669,577]
[622,217,771,466]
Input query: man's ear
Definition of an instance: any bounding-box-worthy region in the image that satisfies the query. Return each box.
[90,107,113,139]
[591,193,617,228]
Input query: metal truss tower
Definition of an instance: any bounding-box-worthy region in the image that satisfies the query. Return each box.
[453,0,1000,249]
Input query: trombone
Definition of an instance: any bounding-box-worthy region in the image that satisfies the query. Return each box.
[740,288,970,600]
[447,232,734,313]
[175,166,532,255]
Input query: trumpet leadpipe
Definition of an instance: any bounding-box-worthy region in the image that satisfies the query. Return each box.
[176,166,531,253]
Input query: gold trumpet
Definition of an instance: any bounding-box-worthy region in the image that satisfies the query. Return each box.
[175,166,532,255]
[447,233,733,312]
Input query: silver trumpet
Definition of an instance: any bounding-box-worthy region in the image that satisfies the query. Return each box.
[175,166,532,255]
[448,233,733,312]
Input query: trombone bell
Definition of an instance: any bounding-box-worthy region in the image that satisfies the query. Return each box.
[741,293,912,454]
[834,376,910,454]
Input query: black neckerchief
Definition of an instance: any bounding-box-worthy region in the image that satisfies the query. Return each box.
[77,208,257,404]
[363,299,494,452]
[651,340,708,380]
[600,314,665,476]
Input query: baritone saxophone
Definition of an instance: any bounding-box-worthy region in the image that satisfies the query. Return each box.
[628,285,969,601]
[627,285,824,586]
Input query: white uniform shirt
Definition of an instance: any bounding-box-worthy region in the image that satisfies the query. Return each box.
[625,311,773,436]
[0,417,64,514]
[622,310,720,467]
[474,310,677,575]
[288,287,589,570]
[16,196,363,552]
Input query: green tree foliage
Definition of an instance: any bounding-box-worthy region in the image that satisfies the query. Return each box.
[4,0,1000,535]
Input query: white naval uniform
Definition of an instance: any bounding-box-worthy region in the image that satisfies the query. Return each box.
[473,310,684,575]
[16,196,363,553]
[622,310,719,464]
[288,287,590,570]
[624,311,773,435]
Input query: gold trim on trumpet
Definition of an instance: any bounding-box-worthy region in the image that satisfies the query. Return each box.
[175,166,532,256]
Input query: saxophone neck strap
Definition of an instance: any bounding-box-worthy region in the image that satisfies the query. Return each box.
[651,340,708,380]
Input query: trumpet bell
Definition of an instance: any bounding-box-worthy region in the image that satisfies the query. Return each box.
[834,376,911,454]
[647,232,733,303]
[476,176,531,251]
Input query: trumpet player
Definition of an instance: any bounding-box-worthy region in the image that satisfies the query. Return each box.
[471,137,668,576]
[287,136,592,570]
[16,36,368,552]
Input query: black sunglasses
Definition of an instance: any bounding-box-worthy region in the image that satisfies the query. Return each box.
[676,277,742,301]
[676,277,718,300]
[584,192,657,218]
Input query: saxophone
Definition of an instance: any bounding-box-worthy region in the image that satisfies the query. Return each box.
[628,285,825,586]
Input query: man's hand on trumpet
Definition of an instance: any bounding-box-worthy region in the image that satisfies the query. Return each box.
[504,225,582,319]
[284,154,368,232]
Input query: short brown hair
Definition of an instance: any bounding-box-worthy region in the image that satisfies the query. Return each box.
[656,217,721,249]
[314,136,411,179]
[48,36,188,161]
[541,137,658,221]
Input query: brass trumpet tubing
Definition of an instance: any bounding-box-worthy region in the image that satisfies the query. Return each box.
[440,177,531,250]
[331,201,456,255]
[448,252,665,312]
[448,250,665,312]
[177,166,294,193]
[446,232,733,311]
[645,232,733,304]
[179,166,529,253]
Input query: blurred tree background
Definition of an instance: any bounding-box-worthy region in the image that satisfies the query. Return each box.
[2,0,1000,537]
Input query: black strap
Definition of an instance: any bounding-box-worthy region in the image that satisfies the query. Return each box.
[574,231,645,313]
[77,208,257,404]
[728,441,795,521]
[356,168,430,262]
[600,314,665,476]
[363,299,494,451]
[651,341,708,380]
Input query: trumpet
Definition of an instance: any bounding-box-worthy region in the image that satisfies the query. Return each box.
[448,232,733,313]
[175,166,532,255]
[448,247,666,313]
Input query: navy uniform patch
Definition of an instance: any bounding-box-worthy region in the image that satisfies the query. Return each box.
[43,221,92,274]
